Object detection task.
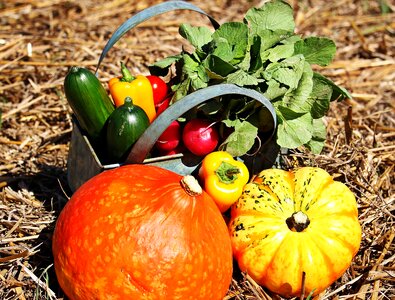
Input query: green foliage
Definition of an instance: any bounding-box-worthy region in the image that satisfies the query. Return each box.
[150,0,351,155]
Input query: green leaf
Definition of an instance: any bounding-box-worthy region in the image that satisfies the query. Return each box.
[309,74,333,118]
[220,97,249,119]
[238,49,252,72]
[179,23,213,50]
[261,43,295,62]
[148,55,182,76]
[280,34,302,45]
[294,37,336,66]
[205,69,226,81]
[276,106,313,149]
[172,77,191,102]
[257,29,294,52]
[248,34,263,72]
[263,79,288,100]
[220,119,258,156]
[263,55,305,89]
[182,54,208,90]
[235,34,262,72]
[197,99,222,116]
[313,72,352,101]
[232,98,258,119]
[210,38,234,62]
[244,0,295,34]
[204,54,237,77]
[212,22,249,64]
[226,69,259,87]
[282,62,314,113]
[196,64,210,88]
[305,118,327,154]
[247,106,276,133]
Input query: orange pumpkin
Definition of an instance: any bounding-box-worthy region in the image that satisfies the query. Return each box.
[229,167,361,298]
[53,164,233,300]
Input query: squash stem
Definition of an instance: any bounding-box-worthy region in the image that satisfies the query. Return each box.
[181,175,202,196]
[286,211,310,232]
[124,96,134,106]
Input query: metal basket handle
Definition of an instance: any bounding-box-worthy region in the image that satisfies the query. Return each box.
[95,0,220,73]
[125,84,277,164]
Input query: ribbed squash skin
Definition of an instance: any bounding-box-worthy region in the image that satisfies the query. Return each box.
[64,67,114,141]
[52,164,233,300]
[229,167,361,298]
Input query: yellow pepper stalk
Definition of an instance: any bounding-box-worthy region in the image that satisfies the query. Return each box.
[108,62,156,122]
[199,151,249,213]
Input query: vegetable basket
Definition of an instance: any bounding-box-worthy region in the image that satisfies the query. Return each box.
[66,1,279,192]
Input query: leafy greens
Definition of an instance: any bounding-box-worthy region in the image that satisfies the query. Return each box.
[149,0,351,156]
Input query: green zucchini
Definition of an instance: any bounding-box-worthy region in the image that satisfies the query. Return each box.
[106,97,150,162]
[64,66,114,142]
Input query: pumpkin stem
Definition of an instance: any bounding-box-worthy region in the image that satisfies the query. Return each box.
[180,175,202,197]
[286,211,310,232]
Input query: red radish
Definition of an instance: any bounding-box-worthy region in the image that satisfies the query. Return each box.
[158,144,186,156]
[182,119,219,156]
[155,120,181,152]
[155,96,170,115]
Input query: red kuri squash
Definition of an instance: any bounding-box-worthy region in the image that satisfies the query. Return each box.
[52,164,233,300]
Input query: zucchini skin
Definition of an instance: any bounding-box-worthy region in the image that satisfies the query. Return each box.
[64,67,114,142]
[106,97,150,162]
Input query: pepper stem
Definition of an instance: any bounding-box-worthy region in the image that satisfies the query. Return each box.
[286,211,310,232]
[215,161,240,184]
[120,62,135,82]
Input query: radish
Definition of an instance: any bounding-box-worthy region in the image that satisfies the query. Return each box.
[182,119,219,156]
[155,120,181,152]
[155,96,170,116]
[158,144,186,156]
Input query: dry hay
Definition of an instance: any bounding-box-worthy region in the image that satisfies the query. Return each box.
[0,0,394,299]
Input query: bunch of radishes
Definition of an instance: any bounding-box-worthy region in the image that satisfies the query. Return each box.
[150,78,219,158]
[155,118,219,157]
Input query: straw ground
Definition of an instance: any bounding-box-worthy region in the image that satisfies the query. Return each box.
[0,0,394,299]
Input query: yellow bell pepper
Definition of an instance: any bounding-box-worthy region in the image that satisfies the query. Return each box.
[108,62,156,122]
[199,151,249,213]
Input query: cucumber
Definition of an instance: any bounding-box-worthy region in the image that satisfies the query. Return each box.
[106,97,150,162]
[64,66,114,142]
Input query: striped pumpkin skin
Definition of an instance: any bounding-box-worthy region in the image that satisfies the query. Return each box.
[229,167,361,298]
